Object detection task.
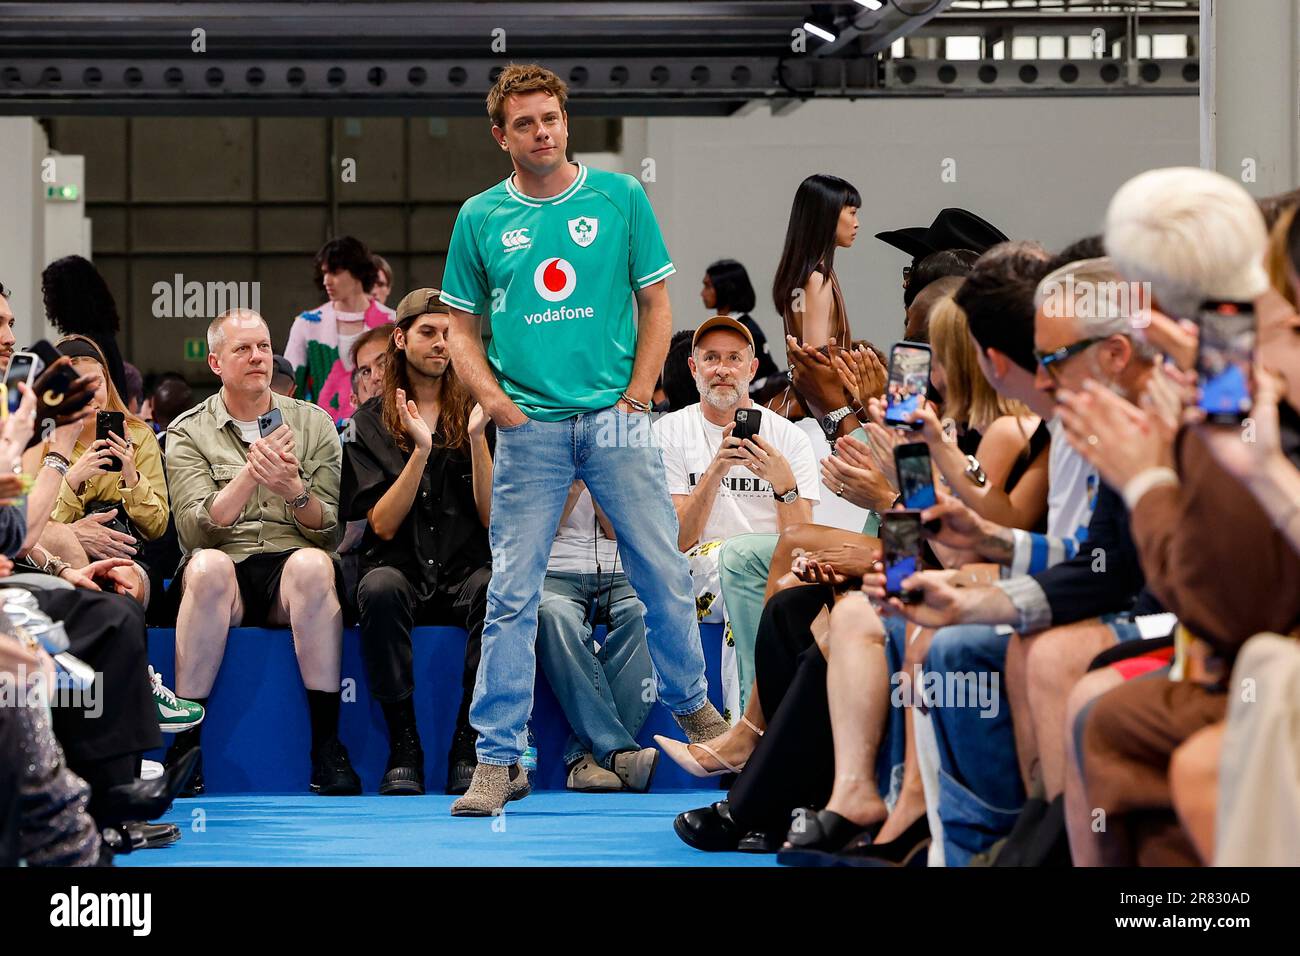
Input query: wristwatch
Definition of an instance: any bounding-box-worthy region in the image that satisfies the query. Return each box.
[286,487,311,509]
[820,405,852,441]
[964,454,987,487]
[773,485,799,504]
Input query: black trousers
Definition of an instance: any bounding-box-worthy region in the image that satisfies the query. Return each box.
[33,588,160,825]
[0,708,18,867]
[356,565,490,711]
[728,584,837,834]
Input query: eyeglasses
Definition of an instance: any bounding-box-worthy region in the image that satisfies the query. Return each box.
[1034,336,1108,377]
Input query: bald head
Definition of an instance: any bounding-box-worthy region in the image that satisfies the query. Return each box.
[207,308,269,357]
[905,275,965,343]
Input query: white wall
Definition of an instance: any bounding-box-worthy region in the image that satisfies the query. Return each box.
[629,95,1199,353]
[0,117,49,346]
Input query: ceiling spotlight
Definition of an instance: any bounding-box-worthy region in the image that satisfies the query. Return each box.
[803,21,837,43]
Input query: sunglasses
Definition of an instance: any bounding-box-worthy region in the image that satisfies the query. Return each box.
[1034,336,1108,377]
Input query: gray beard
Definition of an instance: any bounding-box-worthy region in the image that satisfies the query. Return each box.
[701,384,742,412]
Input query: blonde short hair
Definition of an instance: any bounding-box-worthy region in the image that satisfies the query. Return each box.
[207,308,268,355]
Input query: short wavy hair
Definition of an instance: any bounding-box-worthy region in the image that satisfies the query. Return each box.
[487,63,568,128]
[313,236,378,295]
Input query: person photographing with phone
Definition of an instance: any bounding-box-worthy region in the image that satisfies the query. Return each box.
[653,315,819,724]
[19,337,168,599]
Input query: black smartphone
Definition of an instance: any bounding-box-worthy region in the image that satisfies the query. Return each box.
[30,339,84,411]
[96,411,125,472]
[2,351,40,416]
[257,406,285,439]
[894,443,944,533]
[882,510,924,603]
[884,342,932,429]
[1196,300,1256,425]
[733,406,761,444]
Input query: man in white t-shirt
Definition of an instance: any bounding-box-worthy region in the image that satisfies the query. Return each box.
[535,481,656,793]
[652,315,819,718]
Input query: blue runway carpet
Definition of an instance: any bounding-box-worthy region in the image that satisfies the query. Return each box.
[116,790,777,867]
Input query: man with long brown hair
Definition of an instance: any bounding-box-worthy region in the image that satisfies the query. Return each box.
[341,289,493,796]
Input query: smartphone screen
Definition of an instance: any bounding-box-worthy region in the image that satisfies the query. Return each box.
[1196,301,1256,424]
[885,343,932,428]
[258,407,285,439]
[733,407,761,444]
[883,510,923,598]
[96,411,125,472]
[895,444,937,511]
[2,352,39,416]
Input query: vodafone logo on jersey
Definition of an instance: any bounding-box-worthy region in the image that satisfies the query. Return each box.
[534,257,577,302]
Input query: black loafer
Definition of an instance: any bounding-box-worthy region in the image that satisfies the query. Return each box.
[101,747,201,822]
[673,800,744,852]
[737,830,781,854]
[125,821,181,849]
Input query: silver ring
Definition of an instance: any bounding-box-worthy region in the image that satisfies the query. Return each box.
[1086,434,1100,446]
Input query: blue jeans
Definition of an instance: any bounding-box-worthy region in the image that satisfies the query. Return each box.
[471,408,709,765]
[924,624,1023,867]
[535,571,653,768]
[926,614,1139,866]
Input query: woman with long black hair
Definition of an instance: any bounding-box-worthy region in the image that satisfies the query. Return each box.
[771,173,861,349]
[768,174,861,418]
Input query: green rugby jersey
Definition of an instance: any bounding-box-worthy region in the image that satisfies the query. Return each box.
[439,162,675,421]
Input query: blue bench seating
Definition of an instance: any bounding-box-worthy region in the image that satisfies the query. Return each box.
[146,622,727,794]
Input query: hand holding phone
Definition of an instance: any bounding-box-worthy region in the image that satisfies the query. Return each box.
[882,510,925,603]
[884,342,932,430]
[95,411,126,473]
[1195,301,1256,424]
[894,443,941,533]
[732,406,762,444]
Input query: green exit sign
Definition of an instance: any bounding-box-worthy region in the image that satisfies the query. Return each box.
[45,184,79,201]
[184,338,208,362]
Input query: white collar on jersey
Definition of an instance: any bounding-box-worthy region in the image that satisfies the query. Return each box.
[505,162,587,208]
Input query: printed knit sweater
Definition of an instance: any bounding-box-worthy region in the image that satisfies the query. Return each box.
[284,298,395,424]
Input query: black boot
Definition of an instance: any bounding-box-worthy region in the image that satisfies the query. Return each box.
[379,726,425,796]
[445,724,477,796]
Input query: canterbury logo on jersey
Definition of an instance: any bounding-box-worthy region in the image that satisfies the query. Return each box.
[501,228,532,251]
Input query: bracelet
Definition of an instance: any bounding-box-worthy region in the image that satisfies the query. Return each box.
[42,455,69,478]
[619,393,652,413]
[43,450,69,467]
[1121,466,1180,511]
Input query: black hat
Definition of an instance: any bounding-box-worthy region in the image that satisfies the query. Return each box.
[876,207,1009,261]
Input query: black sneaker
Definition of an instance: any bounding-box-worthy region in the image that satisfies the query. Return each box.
[310,738,362,796]
[379,726,425,796]
[445,724,477,796]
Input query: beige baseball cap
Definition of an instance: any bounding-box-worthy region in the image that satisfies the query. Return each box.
[691,314,755,351]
